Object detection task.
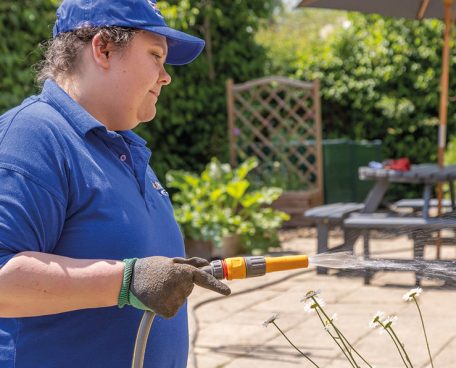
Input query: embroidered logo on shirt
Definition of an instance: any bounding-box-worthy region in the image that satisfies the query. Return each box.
[152,181,169,197]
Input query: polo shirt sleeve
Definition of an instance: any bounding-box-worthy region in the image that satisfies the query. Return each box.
[0,103,69,267]
[0,168,66,267]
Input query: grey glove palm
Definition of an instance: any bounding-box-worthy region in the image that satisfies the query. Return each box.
[119,256,231,318]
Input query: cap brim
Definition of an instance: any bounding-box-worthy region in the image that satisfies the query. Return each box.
[145,26,205,65]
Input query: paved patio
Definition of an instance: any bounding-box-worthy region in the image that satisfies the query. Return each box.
[187,229,456,368]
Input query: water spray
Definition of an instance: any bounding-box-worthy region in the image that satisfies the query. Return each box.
[131,252,456,367]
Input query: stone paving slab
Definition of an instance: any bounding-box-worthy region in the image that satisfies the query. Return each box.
[187,233,456,368]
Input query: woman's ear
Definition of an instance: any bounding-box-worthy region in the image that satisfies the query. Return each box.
[91,33,115,69]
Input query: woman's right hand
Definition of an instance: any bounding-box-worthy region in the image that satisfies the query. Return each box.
[122,256,231,318]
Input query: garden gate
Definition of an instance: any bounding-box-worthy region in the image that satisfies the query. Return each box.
[226,76,324,226]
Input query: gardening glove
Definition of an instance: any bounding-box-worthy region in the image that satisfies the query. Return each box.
[118,256,231,318]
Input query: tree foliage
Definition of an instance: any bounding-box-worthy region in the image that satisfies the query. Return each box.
[5,2,455,200]
[136,0,280,179]
[0,0,58,113]
[1,0,279,181]
[259,10,455,168]
[306,14,453,167]
[256,7,347,75]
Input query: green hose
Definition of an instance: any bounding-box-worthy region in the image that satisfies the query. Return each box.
[132,311,156,368]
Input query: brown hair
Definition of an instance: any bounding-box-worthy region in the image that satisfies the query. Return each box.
[35,26,139,85]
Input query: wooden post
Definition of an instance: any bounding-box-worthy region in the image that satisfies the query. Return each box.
[226,79,236,167]
[416,0,430,20]
[436,0,453,259]
[314,79,324,205]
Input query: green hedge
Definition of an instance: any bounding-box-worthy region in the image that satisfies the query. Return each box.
[5,3,451,201]
[299,15,454,170]
[1,0,278,181]
[258,13,455,200]
[0,0,57,113]
[304,15,455,199]
[135,0,278,179]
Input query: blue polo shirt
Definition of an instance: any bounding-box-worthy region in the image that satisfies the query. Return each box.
[0,80,188,368]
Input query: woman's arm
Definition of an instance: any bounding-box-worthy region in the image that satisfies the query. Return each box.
[0,251,124,317]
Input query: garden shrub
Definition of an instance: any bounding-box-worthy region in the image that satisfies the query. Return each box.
[1,0,279,182]
[259,11,456,200]
[0,0,57,113]
[134,0,280,179]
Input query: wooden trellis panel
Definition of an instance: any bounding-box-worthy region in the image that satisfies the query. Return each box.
[226,76,324,226]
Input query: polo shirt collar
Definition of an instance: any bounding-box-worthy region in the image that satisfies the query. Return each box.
[41,79,147,147]
[118,129,147,147]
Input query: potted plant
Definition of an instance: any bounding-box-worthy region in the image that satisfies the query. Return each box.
[166,157,289,258]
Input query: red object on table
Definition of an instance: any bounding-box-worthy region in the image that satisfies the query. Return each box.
[383,157,411,171]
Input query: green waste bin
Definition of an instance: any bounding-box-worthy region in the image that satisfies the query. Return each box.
[323,139,382,204]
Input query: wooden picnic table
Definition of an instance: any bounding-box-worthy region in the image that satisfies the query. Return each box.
[359,164,456,218]
[305,164,456,268]
[346,164,456,283]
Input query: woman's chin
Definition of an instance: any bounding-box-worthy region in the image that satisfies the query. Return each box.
[138,111,157,124]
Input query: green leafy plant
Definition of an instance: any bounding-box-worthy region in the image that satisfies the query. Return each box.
[166,156,289,253]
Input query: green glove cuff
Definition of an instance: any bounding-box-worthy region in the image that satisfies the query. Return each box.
[128,292,153,312]
[118,258,137,309]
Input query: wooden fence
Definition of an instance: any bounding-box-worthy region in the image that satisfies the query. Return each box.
[226,76,324,226]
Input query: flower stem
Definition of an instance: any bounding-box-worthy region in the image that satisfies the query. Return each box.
[333,324,373,368]
[413,296,434,368]
[383,324,409,368]
[312,298,360,367]
[271,321,321,368]
[315,309,356,367]
[388,326,414,368]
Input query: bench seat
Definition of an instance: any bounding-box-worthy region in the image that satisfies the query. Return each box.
[305,203,364,223]
[304,203,364,274]
[344,215,456,229]
[343,214,456,285]
[394,198,453,210]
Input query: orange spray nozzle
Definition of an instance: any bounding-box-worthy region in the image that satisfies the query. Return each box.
[202,255,309,280]
[265,255,309,273]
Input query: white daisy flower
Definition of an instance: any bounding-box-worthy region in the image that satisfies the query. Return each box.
[403,287,422,302]
[369,311,385,329]
[383,315,398,328]
[300,290,321,302]
[262,313,279,327]
[303,296,325,313]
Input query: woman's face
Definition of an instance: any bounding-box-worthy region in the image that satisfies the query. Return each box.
[107,31,172,129]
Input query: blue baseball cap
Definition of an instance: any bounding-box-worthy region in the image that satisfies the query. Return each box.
[53,0,205,65]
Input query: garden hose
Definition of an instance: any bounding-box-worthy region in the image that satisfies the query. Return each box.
[131,255,309,367]
[132,311,155,368]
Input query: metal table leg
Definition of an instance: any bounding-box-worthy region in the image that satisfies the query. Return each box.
[449,180,455,210]
[362,179,390,213]
[316,221,329,275]
[422,184,432,219]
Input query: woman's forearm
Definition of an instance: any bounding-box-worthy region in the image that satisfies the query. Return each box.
[0,251,124,317]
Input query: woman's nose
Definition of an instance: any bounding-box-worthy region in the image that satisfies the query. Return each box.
[160,67,172,86]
